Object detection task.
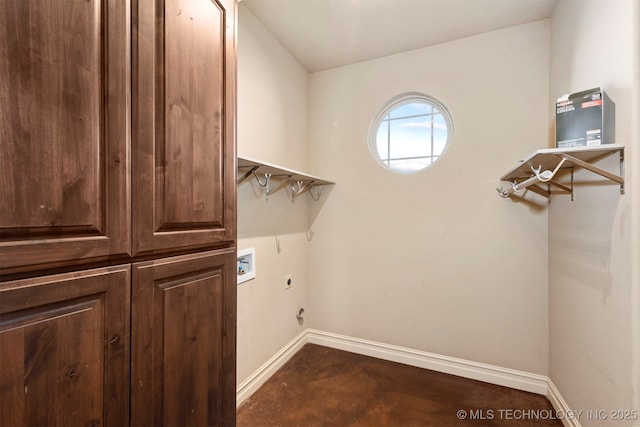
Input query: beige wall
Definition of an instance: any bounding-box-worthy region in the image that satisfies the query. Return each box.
[236,4,312,385]
[548,0,639,423]
[307,21,551,374]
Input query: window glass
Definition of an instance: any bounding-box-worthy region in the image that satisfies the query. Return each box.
[368,93,453,174]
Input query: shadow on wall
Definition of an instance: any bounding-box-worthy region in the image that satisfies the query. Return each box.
[237,175,334,239]
[549,175,622,303]
[502,189,550,213]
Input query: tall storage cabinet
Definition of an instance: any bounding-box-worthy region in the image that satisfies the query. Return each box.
[0,0,237,425]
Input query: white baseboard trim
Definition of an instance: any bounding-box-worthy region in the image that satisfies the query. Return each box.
[546,380,582,427]
[236,329,307,407]
[237,328,577,424]
[305,329,548,395]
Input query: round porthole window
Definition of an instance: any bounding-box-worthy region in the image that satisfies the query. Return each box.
[368,92,454,174]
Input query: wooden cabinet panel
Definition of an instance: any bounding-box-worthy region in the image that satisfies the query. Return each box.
[132,0,236,255]
[131,249,236,426]
[0,0,130,273]
[0,265,130,427]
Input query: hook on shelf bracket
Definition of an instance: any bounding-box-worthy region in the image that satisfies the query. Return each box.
[289,180,316,200]
[253,171,271,188]
[267,176,291,198]
[252,172,272,199]
[310,186,323,201]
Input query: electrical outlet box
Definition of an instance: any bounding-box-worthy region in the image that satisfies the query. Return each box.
[284,274,293,290]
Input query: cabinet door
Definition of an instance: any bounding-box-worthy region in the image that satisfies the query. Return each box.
[131,249,236,426]
[0,0,130,274]
[0,265,130,427]
[132,0,237,255]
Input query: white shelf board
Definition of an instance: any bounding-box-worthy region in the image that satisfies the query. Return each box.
[237,156,334,186]
[500,144,625,182]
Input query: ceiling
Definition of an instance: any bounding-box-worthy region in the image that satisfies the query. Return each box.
[241,0,559,72]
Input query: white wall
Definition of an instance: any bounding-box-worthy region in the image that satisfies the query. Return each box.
[307,21,551,374]
[548,0,639,424]
[236,4,312,385]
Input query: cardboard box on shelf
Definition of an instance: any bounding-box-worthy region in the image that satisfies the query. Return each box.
[555,87,615,148]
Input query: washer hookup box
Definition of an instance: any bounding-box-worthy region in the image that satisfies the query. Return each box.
[555,87,615,148]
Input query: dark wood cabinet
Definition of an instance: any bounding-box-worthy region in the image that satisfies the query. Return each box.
[132,0,236,256]
[0,0,130,274]
[131,249,236,426]
[0,266,130,427]
[0,0,237,425]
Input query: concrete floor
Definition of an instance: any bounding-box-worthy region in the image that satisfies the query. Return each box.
[237,344,562,426]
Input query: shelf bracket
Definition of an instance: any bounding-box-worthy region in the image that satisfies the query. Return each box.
[555,151,624,194]
[237,166,258,185]
[547,178,573,196]
[525,183,551,199]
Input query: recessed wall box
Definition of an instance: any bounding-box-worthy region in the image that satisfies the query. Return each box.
[237,247,255,284]
[555,87,615,148]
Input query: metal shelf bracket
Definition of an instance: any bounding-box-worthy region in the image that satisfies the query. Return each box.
[556,151,624,194]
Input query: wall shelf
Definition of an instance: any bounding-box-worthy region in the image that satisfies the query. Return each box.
[497,144,625,200]
[237,156,335,200]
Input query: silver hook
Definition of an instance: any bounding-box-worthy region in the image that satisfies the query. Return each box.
[289,180,304,193]
[496,186,510,198]
[253,171,271,188]
[310,186,323,201]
